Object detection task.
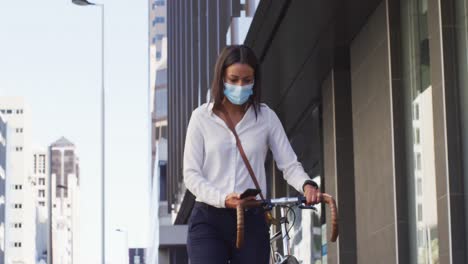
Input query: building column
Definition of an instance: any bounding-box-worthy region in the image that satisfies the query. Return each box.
[321,47,357,264]
[349,1,408,262]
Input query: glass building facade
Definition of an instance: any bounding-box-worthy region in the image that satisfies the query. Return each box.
[160,0,468,263]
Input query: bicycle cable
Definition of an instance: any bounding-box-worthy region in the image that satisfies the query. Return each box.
[282,205,296,239]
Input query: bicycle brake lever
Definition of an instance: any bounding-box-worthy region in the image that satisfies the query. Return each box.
[298,204,317,210]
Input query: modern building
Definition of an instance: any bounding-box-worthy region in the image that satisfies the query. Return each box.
[148,1,170,264]
[153,1,259,263]
[151,39,168,178]
[149,49,173,263]
[163,0,468,263]
[150,0,167,175]
[0,97,36,264]
[147,0,255,264]
[33,149,49,263]
[49,137,80,264]
[239,0,468,263]
[150,0,167,187]
[0,114,7,262]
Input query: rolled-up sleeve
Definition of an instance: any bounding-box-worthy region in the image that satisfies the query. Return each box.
[268,108,312,193]
[183,111,227,208]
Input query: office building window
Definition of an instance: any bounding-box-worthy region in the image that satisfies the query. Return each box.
[15,146,23,152]
[155,17,164,23]
[39,190,45,197]
[414,103,420,120]
[13,242,22,247]
[417,204,423,222]
[39,178,46,185]
[13,184,22,190]
[13,223,22,228]
[153,17,165,26]
[13,204,22,209]
[159,162,167,201]
[39,201,45,206]
[153,34,164,44]
[152,0,165,9]
[161,125,167,139]
[417,178,423,196]
[401,0,439,262]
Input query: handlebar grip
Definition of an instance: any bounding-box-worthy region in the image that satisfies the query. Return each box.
[236,204,244,249]
[299,195,339,242]
[236,199,263,249]
[322,193,339,242]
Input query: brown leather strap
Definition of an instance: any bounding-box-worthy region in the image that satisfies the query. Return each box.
[217,104,265,201]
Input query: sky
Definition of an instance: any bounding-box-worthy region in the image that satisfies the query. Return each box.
[0,0,150,263]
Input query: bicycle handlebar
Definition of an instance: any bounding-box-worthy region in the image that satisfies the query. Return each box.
[235,194,339,249]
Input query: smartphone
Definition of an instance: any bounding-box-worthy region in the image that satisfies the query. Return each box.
[240,188,261,199]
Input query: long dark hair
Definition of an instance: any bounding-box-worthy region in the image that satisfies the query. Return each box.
[209,45,262,119]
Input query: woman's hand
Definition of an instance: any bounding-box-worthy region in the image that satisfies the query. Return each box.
[224,193,257,209]
[304,185,322,205]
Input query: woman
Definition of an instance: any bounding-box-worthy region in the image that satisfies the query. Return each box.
[183,45,321,264]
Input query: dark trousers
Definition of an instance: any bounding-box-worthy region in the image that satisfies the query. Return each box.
[187,202,270,264]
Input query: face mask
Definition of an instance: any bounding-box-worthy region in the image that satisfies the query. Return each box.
[223,82,254,105]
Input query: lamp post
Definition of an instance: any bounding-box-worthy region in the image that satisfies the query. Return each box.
[71,1,105,264]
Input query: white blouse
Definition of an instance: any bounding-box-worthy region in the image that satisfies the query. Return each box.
[183,102,312,208]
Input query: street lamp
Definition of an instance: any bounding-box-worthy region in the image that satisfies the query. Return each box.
[71,0,95,5]
[71,1,105,264]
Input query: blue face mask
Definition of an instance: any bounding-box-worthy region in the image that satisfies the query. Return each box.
[223,82,254,105]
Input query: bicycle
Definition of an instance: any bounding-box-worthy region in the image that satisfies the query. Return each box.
[235,194,339,264]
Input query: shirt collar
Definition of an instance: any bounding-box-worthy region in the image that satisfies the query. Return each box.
[207,102,215,116]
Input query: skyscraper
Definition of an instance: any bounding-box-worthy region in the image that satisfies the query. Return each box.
[0,97,36,264]
[49,137,80,264]
[149,1,168,261]
[150,0,167,176]
[33,149,49,263]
